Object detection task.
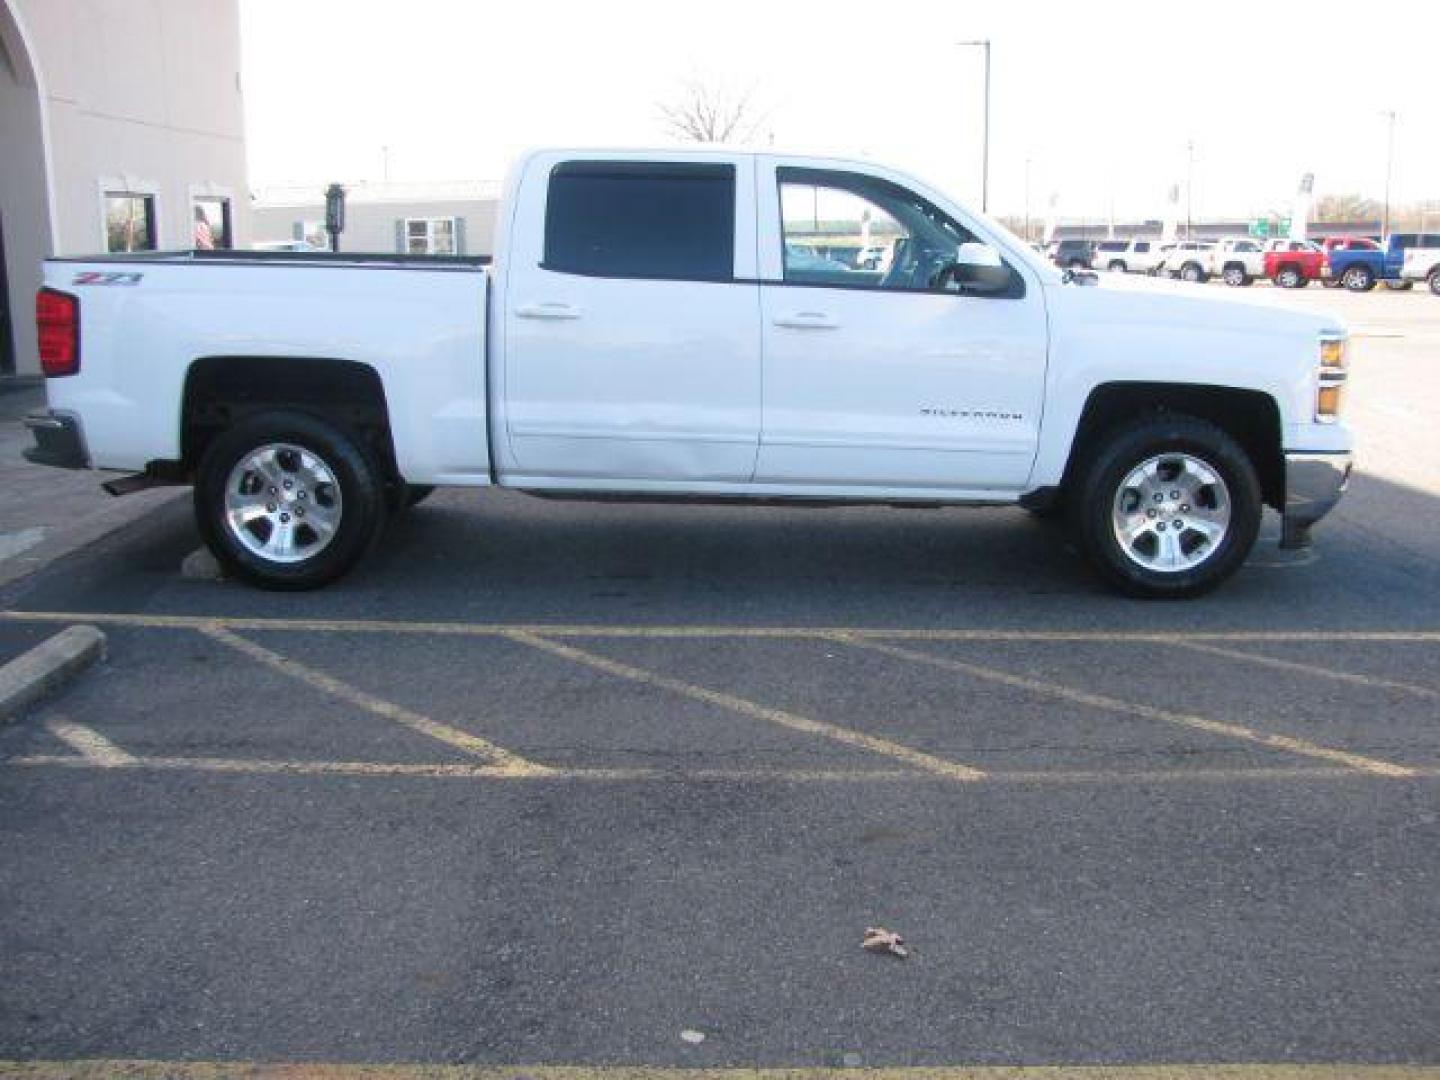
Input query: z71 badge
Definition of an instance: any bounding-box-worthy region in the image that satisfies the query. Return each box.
[72,271,143,286]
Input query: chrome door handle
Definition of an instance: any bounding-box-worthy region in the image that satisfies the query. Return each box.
[515,302,581,320]
[772,311,838,329]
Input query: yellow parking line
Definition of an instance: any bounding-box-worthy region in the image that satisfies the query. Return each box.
[12,753,1437,785]
[504,630,987,781]
[45,720,136,766]
[1175,640,1440,700]
[833,636,1416,779]
[200,625,549,776]
[4,609,1440,643]
[2,1061,1438,1079]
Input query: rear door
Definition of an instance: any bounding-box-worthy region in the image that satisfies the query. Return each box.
[499,153,760,483]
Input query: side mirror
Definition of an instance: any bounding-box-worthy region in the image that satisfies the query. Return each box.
[941,241,1012,294]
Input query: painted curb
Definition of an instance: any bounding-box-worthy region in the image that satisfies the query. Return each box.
[0,625,106,722]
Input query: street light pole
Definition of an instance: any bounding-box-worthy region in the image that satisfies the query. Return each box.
[1185,139,1195,241]
[1381,109,1397,237]
[958,39,991,213]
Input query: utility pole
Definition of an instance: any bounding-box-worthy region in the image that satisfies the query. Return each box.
[1185,139,1195,241]
[1381,110,1397,237]
[1023,156,1032,243]
[958,40,991,212]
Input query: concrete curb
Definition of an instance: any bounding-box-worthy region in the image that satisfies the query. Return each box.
[0,625,107,723]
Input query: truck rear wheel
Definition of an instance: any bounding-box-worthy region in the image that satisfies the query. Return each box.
[194,410,389,590]
[1275,266,1307,289]
[1342,265,1376,292]
[1222,263,1252,286]
[1179,262,1206,283]
[1070,415,1261,599]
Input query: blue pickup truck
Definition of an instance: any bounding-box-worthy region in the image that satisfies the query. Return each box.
[1323,233,1440,292]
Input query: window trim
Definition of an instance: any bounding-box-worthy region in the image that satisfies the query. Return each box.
[190,188,235,250]
[774,166,1025,300]
[540,159,739,284]
[404,216,460,256]
[98,176,161,252]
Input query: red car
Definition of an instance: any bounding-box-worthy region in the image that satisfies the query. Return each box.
[1262,240,1325,289]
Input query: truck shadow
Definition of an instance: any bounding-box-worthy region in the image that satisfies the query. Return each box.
[5,469,1437,632]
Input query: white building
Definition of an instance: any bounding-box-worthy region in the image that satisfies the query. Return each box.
[251,181,500,258]
[0,0,249,376]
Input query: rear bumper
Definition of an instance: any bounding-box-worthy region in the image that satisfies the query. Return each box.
[1281,450,1351,549]
[23,410,89,470]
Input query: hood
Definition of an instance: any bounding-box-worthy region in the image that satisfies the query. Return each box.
[1048,271,1347,340]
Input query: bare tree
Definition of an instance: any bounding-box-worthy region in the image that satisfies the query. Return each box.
[657,78,765,144]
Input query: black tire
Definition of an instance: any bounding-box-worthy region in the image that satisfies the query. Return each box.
[1108,260,1127,273]
[1179,261,1206,283]
[1069,415,1262,599]
[1430,269,1440,296]
[1222,263,1251,287]
[1275,265,1309,288]
[194,410,389,590]
[1342,264,1376,292]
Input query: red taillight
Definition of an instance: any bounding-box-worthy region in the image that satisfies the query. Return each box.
[36,288,80,377]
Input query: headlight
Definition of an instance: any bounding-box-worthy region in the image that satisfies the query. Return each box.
[1316,333,1347,422]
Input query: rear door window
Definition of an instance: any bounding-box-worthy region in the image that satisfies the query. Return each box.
[544,161,736,281]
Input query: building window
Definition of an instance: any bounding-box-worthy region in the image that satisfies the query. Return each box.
[105,193,157,253]
[192,197,233,250]
[543,161,735,281]
[405,218,457,255]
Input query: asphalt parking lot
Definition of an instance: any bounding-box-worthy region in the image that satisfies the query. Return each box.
[1,283,1437,1075]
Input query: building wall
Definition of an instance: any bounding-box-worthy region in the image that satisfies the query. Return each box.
[252,199,500,257]
[0,1,53,376]
[1,0,249,374]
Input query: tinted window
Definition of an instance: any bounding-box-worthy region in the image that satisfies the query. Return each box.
[544,161,735,280]
[1135,242,1150,252]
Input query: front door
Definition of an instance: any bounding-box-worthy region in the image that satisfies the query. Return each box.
[501,155,761,484]
[755,162,1049,492]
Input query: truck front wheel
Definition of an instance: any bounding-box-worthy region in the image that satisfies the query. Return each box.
[1222,263,1252,286]
[194,410,389,590]
[1071,415,1261,599]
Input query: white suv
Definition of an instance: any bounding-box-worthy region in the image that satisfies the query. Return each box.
[1094,239,1165,275]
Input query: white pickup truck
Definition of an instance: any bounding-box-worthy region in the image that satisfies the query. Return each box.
[1401,247,1440,295]
[25,148,1352,598]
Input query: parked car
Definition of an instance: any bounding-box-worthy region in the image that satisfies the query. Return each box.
[784,243,851,276]
[1401,247,1440,295]
[1263,240,1325,289]
[25,147,1352,598]
[1380,233,1440,290]
[1322,236,1405,292]
[1093,238,1165,275]
[1164,241,1217,283]
[1207,238,1268,287]
[1046,239,1095,269]
[853,244,891,271]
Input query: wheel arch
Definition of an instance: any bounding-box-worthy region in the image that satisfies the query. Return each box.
[1059,382,1284,512]
[180,356,399,482]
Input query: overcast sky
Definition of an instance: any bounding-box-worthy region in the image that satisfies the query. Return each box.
[240,0,1440,222]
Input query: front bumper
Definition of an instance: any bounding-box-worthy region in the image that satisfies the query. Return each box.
[23,410,89,470]
[1281,450,1351,549]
